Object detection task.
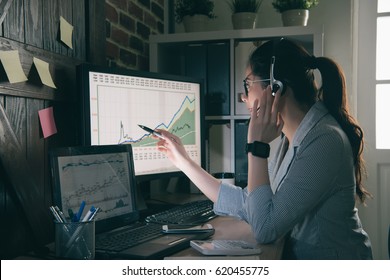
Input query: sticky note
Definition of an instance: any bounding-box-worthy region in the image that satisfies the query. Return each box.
[38,107,57,138]
[33,57,57,89]
[0,50,28,83]
[60,16,73,49]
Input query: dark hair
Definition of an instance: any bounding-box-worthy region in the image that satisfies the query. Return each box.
[248,38,371,203]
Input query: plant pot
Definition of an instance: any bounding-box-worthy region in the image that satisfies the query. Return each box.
[183,15,209,32]
[281,9,309,26]
[232,12,257,30]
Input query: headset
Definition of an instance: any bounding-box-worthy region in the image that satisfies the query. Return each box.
[270,56,284,96]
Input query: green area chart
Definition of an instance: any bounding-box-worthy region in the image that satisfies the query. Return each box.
[118,96,196,146]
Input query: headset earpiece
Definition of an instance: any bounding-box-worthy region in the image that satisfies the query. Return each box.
[270,56,284,96]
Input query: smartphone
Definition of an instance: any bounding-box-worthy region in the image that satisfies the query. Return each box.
[190,240,262,256]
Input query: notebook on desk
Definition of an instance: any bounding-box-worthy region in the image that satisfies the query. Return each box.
[49,144,214,259]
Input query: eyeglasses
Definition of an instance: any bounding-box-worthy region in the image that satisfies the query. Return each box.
[243,78,270,96]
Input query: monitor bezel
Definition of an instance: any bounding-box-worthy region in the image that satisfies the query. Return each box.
[49,144,139,234]
[77,63,206,182]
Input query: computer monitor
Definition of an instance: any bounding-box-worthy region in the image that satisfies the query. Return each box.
[77,64,205,181]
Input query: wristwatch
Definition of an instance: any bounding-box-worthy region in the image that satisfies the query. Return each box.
[245,141,270,158]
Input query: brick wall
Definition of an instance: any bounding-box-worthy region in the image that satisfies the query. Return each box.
[106,0,165,70]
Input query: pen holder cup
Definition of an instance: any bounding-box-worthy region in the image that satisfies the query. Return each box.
[55,220,95,260]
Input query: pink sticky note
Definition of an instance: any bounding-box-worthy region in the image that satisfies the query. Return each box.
[38,107,57,138]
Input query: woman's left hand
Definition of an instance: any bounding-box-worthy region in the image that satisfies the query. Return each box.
[248,85,284,144]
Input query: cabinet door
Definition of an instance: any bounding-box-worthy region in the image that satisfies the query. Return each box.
[185,44,207,82]
[234,41,258,115]
[184,42,230,116]
[235,120,248,187]
[207,121,232,174]
[206,43,230,116]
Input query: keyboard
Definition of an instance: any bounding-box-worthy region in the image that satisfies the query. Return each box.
[145,199,217,226]
[96,223,162,252]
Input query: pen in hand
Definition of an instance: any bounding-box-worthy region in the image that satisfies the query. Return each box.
[138,124,166,140]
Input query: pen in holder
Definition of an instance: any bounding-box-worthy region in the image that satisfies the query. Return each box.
[54,219,95,260]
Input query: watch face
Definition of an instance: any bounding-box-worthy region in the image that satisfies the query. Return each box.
[246,142,270,158]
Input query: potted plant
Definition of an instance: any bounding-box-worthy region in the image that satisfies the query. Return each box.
[272,0,319,26]
[227,0,264,29]
[174,0,217,32]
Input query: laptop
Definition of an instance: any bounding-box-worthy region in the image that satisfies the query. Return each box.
[49,144,214,259]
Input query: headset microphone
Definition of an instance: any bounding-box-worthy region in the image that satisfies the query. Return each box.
[270,56,284,96]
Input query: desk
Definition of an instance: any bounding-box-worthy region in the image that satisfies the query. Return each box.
[17,194,283,260]
[149,193,284,260]
[165,215,284,260]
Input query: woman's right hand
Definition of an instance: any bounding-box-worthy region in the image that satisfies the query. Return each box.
[155,130,192,169]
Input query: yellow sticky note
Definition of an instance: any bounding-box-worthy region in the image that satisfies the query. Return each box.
[33,57,57,89]
[0,50,28,83]
[60,16,73,49]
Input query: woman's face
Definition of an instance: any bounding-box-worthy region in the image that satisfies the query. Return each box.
[242,67,269,113]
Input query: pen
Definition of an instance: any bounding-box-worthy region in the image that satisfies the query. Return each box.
[73,200,85,222]
[54,206,68,223]
[81,206,96,222]
[87,207,100,221]
[49,206,63,223]
[138,124,166,140]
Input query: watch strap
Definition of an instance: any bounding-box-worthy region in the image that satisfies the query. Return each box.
[245,141,270,158]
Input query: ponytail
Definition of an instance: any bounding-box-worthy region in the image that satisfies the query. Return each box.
[315,57,371,203]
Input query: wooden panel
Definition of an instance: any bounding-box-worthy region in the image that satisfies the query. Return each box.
[42,0,65,55]
[24,0,43,48]
[0,176,35,259]
[2,0,24,42]
[0,0,14,25]
[0,102,51,252]
[72,0,86,60]
[4,96,27,155]
[26,98,45,193]
[86,0,106,65]
[0,0,89,258]
[0,37,81,101]
[58,0,72,57]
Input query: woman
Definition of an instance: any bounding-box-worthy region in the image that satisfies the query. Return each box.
[155,38,373,259]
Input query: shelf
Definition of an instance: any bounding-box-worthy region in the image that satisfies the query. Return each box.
[150,26,323,44]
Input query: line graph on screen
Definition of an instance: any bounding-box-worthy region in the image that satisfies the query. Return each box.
[89,81,201,176]
[57,153,132,219]
[117,96,196,147]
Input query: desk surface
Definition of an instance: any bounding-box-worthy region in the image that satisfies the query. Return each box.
[165,215,284,260]
[18,194,283,260]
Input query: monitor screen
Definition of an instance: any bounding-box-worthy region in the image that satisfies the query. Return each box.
[49,145,141,233]
[77,64,204,180]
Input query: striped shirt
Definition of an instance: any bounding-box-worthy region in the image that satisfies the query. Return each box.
[214,101,373,259]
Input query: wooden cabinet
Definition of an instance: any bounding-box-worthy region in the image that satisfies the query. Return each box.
[150,26,323,186]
